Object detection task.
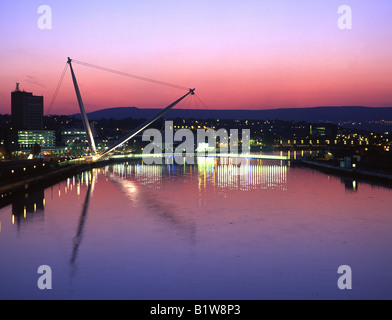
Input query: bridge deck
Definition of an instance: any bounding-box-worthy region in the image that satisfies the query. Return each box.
[109,153,289,161]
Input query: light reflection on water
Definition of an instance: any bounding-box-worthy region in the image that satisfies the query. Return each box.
[0,158,392,300]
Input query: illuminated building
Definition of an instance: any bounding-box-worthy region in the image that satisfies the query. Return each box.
[9,84,58,153]
[17,130,56,151]
[61,128,87,145]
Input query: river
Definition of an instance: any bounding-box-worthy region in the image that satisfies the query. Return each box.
[0,158,391,300]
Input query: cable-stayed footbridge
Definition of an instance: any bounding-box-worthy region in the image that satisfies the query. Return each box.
[50,58,288,162]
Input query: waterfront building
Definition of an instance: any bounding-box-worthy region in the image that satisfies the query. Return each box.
[16,130,56,152]
[9,84,59,154]
[61,128,87,145]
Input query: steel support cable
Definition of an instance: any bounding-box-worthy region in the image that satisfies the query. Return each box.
[47,62,69,115]
[99,89,195,158]
[71,59,190,91]
[180,93,192,109]
[194,94,208,110]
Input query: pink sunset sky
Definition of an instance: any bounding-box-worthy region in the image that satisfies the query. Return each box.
[0,0,392,115]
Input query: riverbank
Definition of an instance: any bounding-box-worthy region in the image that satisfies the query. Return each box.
[2,156,391,203]
[0,159,111,198]
[298,159,392,186]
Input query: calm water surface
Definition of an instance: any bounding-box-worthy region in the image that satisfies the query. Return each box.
[1,158,392,300]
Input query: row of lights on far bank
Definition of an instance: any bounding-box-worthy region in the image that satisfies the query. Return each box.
[8,158,72,174]
[280,139,372,145]
[10,163,46,174]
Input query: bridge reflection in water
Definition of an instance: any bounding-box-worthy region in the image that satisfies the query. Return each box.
[197,157,287,191]
[7,159,287,239]
[3,156,392,300]
[109,158,288,192]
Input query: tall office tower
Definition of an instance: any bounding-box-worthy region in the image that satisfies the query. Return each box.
[11,83,44,130]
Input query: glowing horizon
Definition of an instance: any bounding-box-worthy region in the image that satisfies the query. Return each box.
[1,0,392,115]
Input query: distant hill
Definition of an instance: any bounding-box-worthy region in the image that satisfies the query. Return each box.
[73,106,392,132]
[73,106,392,121]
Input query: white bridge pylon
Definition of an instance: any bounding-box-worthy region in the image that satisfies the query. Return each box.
[68,58,97,155]
[67,57,195,160]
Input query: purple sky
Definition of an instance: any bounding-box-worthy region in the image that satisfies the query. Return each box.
[1,0,392,115]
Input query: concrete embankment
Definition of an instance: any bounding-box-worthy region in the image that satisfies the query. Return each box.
[0,159,111,196]
[299,159,392,185]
